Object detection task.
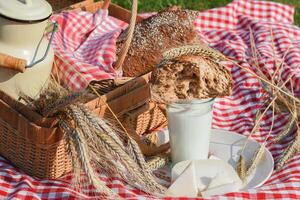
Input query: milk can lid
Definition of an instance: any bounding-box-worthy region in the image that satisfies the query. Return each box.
[0,0,52,22]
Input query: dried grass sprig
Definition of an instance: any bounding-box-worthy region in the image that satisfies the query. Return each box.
[247,101,275,177]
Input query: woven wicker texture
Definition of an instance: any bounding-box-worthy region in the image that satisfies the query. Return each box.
[124,103,167,135]
[0,120,71,178]
[0,98,72,179]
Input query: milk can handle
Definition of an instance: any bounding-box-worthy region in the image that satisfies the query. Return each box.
[0,22,57,73]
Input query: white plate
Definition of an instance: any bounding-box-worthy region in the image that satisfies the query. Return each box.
[156,129,274,190]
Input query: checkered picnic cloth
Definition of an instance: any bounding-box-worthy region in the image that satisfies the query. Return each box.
[0,0,300,199]
[50,9,127,90]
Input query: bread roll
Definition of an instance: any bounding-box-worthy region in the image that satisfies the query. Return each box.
[116,7,200,77]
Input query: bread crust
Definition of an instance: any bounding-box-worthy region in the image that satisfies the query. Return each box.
[116,7,199,77]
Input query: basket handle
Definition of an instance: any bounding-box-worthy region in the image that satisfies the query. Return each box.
[114,0,138,71]
[0,53,27,73]
[102,0,110,9]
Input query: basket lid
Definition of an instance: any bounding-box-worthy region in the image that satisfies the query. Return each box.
[0,0,52,22]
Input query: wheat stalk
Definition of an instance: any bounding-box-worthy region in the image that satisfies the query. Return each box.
[242,29,300,170]
[224,57,300,104]
[63,127,82,190]
[240,98,276,153]
[244,99,275,179]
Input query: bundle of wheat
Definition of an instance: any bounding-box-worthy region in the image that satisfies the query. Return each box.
[23,82,168,197]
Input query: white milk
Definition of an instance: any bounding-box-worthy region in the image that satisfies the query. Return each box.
[167,99,214,164]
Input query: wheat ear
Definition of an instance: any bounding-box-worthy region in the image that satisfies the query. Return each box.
[80,103,147,170]
[276,80,300,169]
[236,155,247,182]
[63,126,82,190]
[147,155,170,171]
[162,44,226,61]
[78,104,166,188]
[276,135,300,169]
[78,104,126,149]
[246,101,275,177]
[246,144,266,177]
[273,116,296,143]
[41,92,84,116]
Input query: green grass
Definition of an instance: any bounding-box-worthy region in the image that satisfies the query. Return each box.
[112,0,300,25]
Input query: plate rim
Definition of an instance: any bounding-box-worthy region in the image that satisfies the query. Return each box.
[210,129,274,189]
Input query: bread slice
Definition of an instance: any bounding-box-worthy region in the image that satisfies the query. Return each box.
[116,7,200,77]
[150,55,233,103]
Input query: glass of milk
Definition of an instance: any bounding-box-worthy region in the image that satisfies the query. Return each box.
[167,98,214,164]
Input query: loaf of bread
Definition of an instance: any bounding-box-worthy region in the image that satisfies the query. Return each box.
[150,55,233,103]
[116,7,200,77]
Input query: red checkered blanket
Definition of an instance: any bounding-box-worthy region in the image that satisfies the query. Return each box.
[0,0,299,199]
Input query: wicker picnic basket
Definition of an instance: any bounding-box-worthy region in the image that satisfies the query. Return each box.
[124,102,167,135]
[0,0,167,179]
